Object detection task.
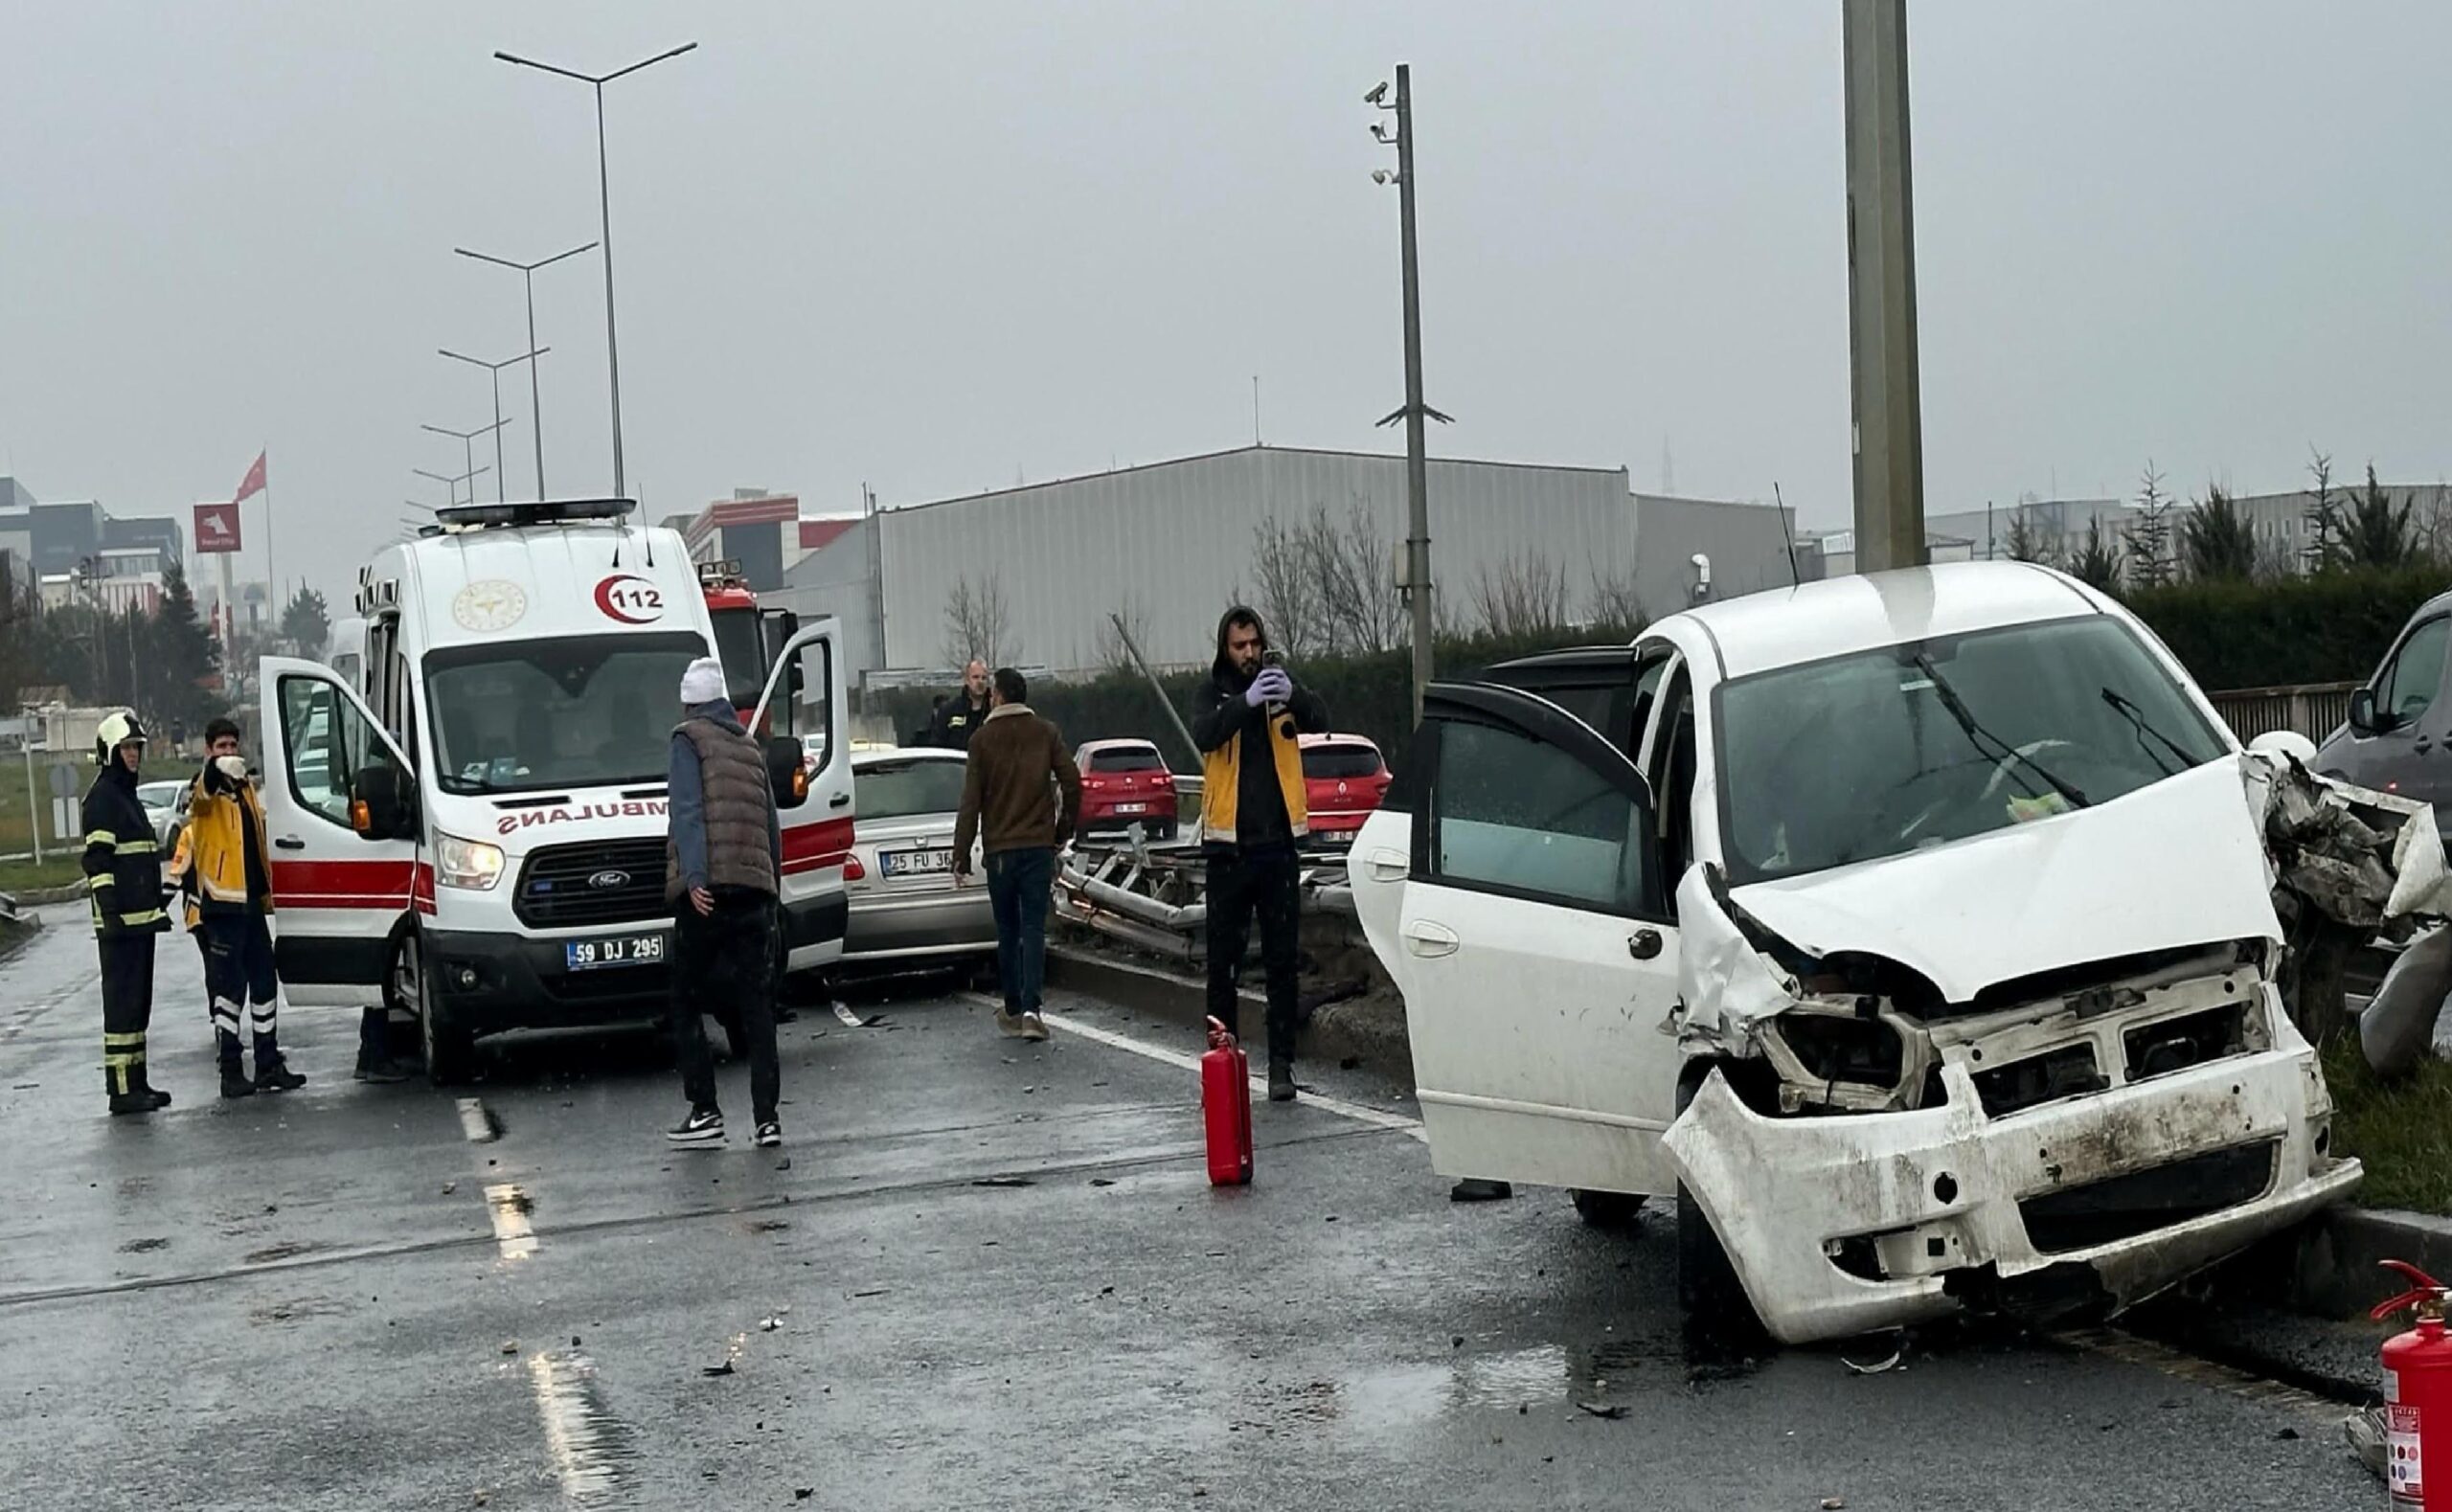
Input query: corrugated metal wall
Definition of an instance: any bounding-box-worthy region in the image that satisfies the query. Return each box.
[879,445,1701,672]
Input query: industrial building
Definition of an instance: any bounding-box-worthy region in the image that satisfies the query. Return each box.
[851,444,1796,677]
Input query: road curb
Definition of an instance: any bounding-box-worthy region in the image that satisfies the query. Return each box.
[8,884,84,907]
[2286,1206,2452,1319]
[1045,942,1412,1082]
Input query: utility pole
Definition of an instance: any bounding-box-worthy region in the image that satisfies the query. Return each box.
[1370,64,1450,728]
[440,347,550,503]
[457,241,598,498]
[1842,0,1927,574]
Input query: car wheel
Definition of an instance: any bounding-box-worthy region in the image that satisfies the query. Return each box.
[408,933,475,1087]
[1571,1188,1646,1230]
[1676,1066,1768,1358]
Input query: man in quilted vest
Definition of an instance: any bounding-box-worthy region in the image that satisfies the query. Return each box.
[663,657,785,1150]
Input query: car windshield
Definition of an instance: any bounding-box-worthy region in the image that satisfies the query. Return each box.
[857,758,968,820]
[425,632,709,795]
[1086,747,1164,774]
[137,781,185,810]
[710,606,765,709]
[1303,744,1381,779]
[1716,615,2229,885]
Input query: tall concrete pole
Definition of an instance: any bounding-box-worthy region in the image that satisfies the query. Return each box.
[1395,65,1434,728]
[1843,0,1927,574]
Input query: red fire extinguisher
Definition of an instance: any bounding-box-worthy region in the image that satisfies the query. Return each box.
[1201,1016,1254,1186]
[2373,1259,2452,1506]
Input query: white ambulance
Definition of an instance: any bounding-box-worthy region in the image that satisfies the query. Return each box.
[256,498,853,1084]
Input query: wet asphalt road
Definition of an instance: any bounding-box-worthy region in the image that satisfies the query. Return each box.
[0,907,2376,1509]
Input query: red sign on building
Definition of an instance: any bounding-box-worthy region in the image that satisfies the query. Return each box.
[193,501,241,553]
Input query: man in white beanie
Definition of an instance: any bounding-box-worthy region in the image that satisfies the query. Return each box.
[663,655,785,1148]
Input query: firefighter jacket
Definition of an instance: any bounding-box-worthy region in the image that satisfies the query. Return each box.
[80,764,170,937]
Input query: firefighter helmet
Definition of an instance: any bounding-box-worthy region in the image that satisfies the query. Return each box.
[93,710,148,766]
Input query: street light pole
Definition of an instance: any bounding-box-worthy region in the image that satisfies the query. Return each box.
[413,464,492,507]
[422,419,514,507]
[1369,65,1449,730]
[1842,0,1927,573]
[440,347,550,503]
[457,242,597,499]
[495,43,698,500]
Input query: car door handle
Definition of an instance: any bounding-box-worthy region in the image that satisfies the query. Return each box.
[1367,847,1408,882]
[274,837,306,851]
[1629,927,1664,960]
[829,793,851,808]
[1402,919,1460,959]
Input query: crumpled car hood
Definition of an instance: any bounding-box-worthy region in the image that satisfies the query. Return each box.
[1719,756,2282,1007]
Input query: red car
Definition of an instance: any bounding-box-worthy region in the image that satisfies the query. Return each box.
[1300,733,1393,842]
[1074,738,1180,841]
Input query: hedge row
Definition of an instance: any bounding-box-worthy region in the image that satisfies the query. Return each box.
[2121,564,2452,691]
[874,566,2452,767]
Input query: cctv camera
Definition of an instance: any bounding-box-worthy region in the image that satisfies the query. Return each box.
[1372,169,1394,186]
[1365,81,1389,105]
[1371,123,1392,143]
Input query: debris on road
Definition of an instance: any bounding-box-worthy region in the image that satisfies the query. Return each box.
[972,1176,1036,1187]
[701,1361,736,1378]
[1575,1401,1627,1420]
[499,1341,518,1356]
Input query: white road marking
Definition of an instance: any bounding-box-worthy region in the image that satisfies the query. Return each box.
[960,993,1424,1142]
[484,1183,538,1261]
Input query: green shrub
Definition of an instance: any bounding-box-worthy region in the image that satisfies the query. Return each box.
[2121,564,2452,690]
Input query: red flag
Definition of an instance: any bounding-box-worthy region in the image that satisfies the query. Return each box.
[234,451,267,502]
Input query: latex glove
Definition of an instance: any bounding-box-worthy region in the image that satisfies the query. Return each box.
[1245,668,1293,706]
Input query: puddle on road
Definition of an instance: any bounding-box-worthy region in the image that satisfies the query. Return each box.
[525,1349,640,1503]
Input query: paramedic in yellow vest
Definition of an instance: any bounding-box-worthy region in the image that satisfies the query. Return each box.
[185,718,306,1099]
[1190,606,1328,1102]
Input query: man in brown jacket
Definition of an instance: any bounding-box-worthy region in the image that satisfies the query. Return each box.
[952,667,1082,1041]
[664,657,786,1148]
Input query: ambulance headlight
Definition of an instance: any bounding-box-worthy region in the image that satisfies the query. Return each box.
[436,832,506,891]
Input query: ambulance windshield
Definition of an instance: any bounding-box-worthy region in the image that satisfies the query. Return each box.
[425,631,710,795]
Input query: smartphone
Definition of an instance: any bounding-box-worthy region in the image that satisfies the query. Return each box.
[1261,650,1284,670]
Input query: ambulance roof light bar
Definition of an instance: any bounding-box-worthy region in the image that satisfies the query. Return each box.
[433,497,637,531]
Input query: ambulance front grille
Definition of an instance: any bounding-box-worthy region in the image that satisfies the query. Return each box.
[513,840,671,930]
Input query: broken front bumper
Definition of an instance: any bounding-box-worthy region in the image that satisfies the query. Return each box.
[1660,997,2361,1345]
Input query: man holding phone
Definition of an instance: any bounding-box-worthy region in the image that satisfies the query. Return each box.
[1190,607,1328,1101]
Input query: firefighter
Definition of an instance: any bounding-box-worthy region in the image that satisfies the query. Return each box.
[83,711,172,1116]
[183,717,306,1098]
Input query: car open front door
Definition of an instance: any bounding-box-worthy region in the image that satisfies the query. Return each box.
[257,655,418,1007]
[749,619,852,973]
[1396,681,1685,1196]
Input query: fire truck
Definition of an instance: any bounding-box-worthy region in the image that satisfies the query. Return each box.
[698,558,810,738]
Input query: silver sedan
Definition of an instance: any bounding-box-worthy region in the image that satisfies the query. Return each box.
[841,746,996,966]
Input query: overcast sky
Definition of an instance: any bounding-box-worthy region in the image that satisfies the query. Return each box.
[6,2,2450,608]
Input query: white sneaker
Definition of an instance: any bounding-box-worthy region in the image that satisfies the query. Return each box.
[995,1011,1028,1038]
[1020,1013,1050,1042]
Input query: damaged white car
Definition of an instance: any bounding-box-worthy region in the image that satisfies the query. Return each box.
[1352,560,2419,1346]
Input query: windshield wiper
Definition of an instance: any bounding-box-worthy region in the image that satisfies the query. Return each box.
[2100,688,2196,777]
[1910,652,2091,809]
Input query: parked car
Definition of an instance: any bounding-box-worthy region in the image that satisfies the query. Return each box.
[137,779,191,849]
[1074,738,1178,840]
[2312,587,2452,815]
[840,746,994,967]
[1351,559,2362,1347]
[1297,734,1391,844]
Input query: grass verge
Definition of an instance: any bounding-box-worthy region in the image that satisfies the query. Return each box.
[2324,1032,2452,1213]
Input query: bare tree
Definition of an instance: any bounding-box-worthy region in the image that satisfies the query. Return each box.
[1586,562,1646,633]
[1471,551,1574,637]
[2302,448,2340,575]
[1305,499,1406,655]
[1247,514,1321,658]
[1093,596,1152,675]
[940,573,1014,667]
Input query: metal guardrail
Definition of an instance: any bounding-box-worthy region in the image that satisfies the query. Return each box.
[2206,682,2359,743]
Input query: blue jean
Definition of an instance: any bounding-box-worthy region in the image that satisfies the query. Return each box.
[985,846,1055,1016]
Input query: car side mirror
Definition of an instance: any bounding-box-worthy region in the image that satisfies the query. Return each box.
[350,764,412,841]
[2350,688,2395,736]
[766,735,809,806]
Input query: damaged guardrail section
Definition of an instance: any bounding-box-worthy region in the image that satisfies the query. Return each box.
[1660,751,2450,1345]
